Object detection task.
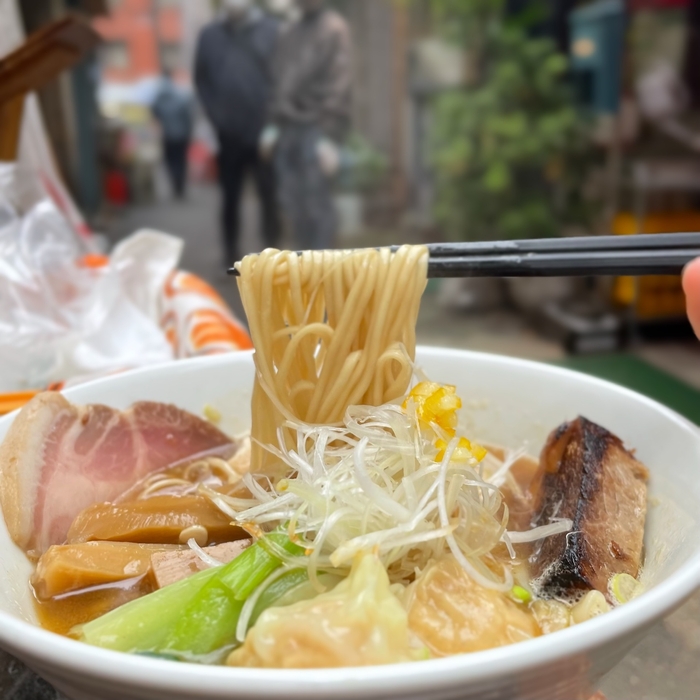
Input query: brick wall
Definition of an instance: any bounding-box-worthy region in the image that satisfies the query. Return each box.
[94,0,185,82]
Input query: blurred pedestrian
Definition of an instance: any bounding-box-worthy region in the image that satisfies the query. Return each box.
[152,69,194,200]
[195,0,280,270]
[261,0,353,251]
[265,0,298,28]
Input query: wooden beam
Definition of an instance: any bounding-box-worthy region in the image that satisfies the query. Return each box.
[0,15,101,105]
[77,0,110,16]
[0,95,25,162]
[0,14,100,163]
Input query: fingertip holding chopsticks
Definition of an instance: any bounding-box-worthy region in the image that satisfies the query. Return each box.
[227,233,700,279]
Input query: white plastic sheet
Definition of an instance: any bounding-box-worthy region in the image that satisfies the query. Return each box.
[0,165,179,391]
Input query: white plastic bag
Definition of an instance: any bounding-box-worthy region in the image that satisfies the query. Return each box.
[0,168,180,391]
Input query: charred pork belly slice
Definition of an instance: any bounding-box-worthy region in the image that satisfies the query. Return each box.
[530,417,649,602]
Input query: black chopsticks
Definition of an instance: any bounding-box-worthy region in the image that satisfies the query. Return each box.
[227,233,700,279]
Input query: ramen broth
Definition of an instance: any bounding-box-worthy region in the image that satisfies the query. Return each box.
[31,457,248,636]
[36,577,153,637]
[32,449,541,640]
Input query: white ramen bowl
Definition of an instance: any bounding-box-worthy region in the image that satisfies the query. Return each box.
[1,348,700,700]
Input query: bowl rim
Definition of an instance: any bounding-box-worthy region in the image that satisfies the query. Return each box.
[1,347,700,696]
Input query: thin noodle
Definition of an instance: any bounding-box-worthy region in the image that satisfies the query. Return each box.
[237,247,429,481]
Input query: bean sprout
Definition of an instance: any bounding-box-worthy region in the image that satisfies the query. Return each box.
[186,538,223,568]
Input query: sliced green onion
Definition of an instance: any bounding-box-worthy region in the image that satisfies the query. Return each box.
[78,531,303,656]
[510,585,532,604]
[163,578,244,656]
[78,566,219,652]
[609,573,643,605]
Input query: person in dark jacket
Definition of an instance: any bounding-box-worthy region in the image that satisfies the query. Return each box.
[195,0,280,268]
[152,69,194,199]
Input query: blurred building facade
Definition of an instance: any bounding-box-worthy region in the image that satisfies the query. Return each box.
[93,0,197,123]
[95,0,186,83]
[334,1,432,225]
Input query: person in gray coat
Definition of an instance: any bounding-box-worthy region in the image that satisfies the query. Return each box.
[261,0,353,251]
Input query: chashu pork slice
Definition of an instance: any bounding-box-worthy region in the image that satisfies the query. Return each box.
[0,392,236,556]
[530,416,649,602]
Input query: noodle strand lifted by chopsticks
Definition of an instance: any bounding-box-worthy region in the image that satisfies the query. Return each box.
[237,247,429,480]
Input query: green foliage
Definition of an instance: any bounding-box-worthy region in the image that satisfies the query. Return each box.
[426,1,594,240]
[338,133,389,193]
[428,0,507,45]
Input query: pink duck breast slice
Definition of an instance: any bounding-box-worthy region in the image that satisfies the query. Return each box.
[0,392,236,557]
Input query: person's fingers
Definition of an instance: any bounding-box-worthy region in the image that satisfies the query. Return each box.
[682,257,700,339]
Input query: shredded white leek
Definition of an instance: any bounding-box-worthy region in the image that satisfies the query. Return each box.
[505,521,573,544]
[206,397,571,592]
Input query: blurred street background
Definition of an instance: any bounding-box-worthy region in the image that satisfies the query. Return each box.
[4,2,700,697]
[75,0,700,391]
